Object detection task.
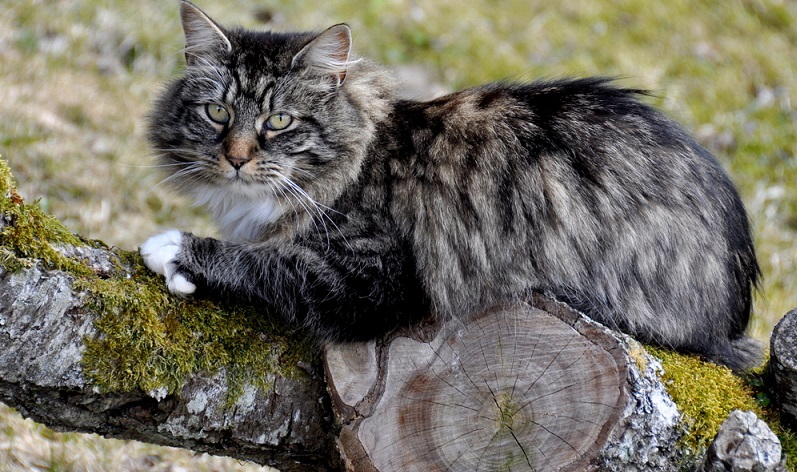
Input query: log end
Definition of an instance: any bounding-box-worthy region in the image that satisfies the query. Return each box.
[326,299,652,471]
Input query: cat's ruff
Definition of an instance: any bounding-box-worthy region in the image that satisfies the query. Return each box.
[191,186,283,242]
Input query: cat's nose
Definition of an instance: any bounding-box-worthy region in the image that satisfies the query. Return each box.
[226,155,251,169]
[224,134,258,169]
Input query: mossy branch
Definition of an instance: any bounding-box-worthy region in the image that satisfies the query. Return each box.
[0,156,791,471]
[0,157,341,472]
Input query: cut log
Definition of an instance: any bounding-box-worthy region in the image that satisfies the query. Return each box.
[771,308,797,426]
[325,294,684,471]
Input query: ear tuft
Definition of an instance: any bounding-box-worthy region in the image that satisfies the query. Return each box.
[180,1,232,65]
[292,24,354,86]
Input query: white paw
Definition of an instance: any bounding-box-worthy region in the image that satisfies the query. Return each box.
[140,230,182,275]
[167,273,196,296]
[140,230,196,296]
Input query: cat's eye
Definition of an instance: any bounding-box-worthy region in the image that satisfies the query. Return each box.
[266,113,293,131]
[205,103,230,124]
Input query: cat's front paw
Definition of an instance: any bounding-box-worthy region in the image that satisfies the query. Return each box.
[140,230,197,296]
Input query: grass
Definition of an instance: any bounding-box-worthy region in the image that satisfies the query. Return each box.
[0,0,795,470]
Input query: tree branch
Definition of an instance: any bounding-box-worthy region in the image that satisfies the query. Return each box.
[0,255,341,472]
[0,160,785,471]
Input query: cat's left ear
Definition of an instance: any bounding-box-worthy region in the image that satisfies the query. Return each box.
[291,24,353,86]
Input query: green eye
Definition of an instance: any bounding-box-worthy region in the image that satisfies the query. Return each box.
[205,103,230,124]
[266,113,293,131]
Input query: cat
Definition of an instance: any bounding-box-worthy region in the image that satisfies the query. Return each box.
[141,0,761,371]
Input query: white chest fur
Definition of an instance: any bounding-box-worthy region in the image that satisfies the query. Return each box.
[192,186,283,242]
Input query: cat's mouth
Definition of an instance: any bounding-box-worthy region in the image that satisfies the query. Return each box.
[223,166,254,185]
[220,168,279,196]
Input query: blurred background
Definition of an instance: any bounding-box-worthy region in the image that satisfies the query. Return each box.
[0,0,795,470]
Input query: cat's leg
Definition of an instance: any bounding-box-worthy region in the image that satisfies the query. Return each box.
[139,229,424,341]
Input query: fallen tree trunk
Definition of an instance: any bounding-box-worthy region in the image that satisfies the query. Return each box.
[0,259,339,472]
[0,251,685,470]
[0,162,785,471]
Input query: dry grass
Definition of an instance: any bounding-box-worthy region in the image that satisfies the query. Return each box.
[0,0,795,470]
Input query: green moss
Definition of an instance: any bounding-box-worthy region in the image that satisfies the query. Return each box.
[0,157,92,275]
[77,249,316,403]
[778,427,797,471]
[0,156,316,404]
[649,347,797,469]
[647,346,760,451]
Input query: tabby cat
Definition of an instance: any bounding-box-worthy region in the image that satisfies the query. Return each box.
[142,1,761,370]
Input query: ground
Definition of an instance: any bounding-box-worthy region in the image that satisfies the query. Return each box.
[0,0,795,470]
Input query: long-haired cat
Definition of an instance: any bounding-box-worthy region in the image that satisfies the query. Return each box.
[141,1,761,370]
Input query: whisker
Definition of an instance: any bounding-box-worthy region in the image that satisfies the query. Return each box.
[146,164,206,195]
[284,177,345,221]
[152,147,214,161]
[276,176,327,241]
[271,179,297,213]
[290,166,317,178]
[120,162,197,169]
[276,173,351,250]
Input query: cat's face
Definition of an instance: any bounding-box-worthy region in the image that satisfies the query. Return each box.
[148,2,363,216]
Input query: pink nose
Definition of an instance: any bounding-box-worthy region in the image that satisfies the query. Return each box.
[226,155,251,169]
[224,134,258,169]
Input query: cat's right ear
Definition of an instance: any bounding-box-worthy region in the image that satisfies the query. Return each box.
[180,1,232,65]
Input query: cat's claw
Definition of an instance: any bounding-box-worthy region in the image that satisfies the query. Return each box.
[140,230,196,296]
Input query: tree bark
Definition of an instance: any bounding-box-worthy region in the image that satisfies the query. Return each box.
[771,308,797,426]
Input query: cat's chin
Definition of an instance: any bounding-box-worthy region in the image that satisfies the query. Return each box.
[192,184,284,242]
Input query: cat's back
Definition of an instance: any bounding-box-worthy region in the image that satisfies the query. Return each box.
[380,78,758,370]
[398,77,696,165]
[388,77,739,219]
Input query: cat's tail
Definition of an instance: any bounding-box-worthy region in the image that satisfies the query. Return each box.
[710,336,763,372]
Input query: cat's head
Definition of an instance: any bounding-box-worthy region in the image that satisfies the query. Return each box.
[148,1,391,236]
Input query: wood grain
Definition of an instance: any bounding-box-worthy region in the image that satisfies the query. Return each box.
[328,299,630,471]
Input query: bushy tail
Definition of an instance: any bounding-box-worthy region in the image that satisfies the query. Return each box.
[710,336,763,372]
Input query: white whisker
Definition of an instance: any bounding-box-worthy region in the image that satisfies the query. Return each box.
[146,164,206,195]
[276,176,327,242]
[290,166,317,178]
[275,172,350,250]
[120,162,197,169]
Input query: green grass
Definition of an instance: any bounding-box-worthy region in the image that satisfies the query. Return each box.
[0,0,795,470]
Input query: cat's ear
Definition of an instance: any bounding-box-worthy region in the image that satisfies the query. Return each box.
[180,1,232,65]
[292,24,353,86]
